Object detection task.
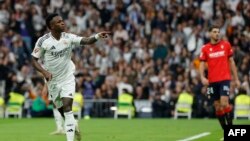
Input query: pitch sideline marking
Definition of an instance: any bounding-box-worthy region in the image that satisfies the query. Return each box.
[177,132,211,141]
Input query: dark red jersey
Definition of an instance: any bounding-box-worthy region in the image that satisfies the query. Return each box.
[199,40,233,83]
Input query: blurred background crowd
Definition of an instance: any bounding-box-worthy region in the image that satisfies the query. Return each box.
[0,0,249,118]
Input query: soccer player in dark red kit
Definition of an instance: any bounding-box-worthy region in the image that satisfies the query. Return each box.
[199,25,240,130]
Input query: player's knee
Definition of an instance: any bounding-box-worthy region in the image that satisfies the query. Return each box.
[63,105,72,112]
[220,96,229,107]
[220,101,229,108]
[58,107,64,117]
[62,97,73,112]
[213,102,220,110]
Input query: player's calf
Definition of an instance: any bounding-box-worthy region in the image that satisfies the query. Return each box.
[216,109,226,130]
[223,105,233,125]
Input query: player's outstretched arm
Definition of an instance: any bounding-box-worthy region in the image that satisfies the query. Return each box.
[31,57,52,81]
[80,31,111,45]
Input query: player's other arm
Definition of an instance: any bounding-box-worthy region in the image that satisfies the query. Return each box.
[199,46,209,85]
[226,41,240,87]
[31,39,52,81]
[229,57,240,87]
[199,61,209,86]
[80,31,111,45]
[31,57,52,81]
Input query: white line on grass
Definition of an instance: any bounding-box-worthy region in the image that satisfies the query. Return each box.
[177,132,211,141]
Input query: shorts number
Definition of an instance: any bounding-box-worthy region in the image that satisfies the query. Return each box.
[207,87,214,95]
[223,85,230,95]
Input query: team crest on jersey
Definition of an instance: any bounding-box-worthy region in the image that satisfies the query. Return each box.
[210,48,213,51]
[221,45,224,49]
[63,40,68,45]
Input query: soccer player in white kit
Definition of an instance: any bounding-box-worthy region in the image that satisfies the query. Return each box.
[31,13,111,141]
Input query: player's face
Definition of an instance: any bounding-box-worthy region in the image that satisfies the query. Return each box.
[50,16,65,32]
[210,28,220,41]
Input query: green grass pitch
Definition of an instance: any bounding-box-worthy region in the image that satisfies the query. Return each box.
[0,118,249,141]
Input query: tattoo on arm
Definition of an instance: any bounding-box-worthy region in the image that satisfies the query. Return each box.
[80,36,97,45]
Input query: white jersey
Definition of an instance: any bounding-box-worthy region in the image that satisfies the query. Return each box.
[31,32,82,82]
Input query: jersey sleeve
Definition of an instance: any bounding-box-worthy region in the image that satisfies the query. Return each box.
[31,37,45,58]
[68,33,83,47]
[199,46,207,61]
[226,41,233,57]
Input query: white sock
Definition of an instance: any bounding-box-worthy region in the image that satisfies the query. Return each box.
[53,108,64,131]
[64,111,76,141]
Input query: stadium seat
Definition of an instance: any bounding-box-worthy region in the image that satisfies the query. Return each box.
[234,94,250,119]
[111,92,134,119]
[0,97,4,118]
[5,92,25,118]
[72,92,83,120]
[174,92,193,119]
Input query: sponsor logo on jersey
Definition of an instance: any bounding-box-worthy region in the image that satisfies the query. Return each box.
[51,48,70,58]
[209,51,225,58]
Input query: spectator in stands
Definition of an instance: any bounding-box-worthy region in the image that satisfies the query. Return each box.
[193,86,213,118]
[82,74,95,119]
[152,93,168,118]
[31,86,53,117]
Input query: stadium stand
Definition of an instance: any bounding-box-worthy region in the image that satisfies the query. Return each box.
[0,0,249,118]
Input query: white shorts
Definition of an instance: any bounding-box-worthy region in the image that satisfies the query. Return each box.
[47,77,75,108]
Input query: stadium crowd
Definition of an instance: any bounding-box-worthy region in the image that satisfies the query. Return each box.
[0,0,249,118]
